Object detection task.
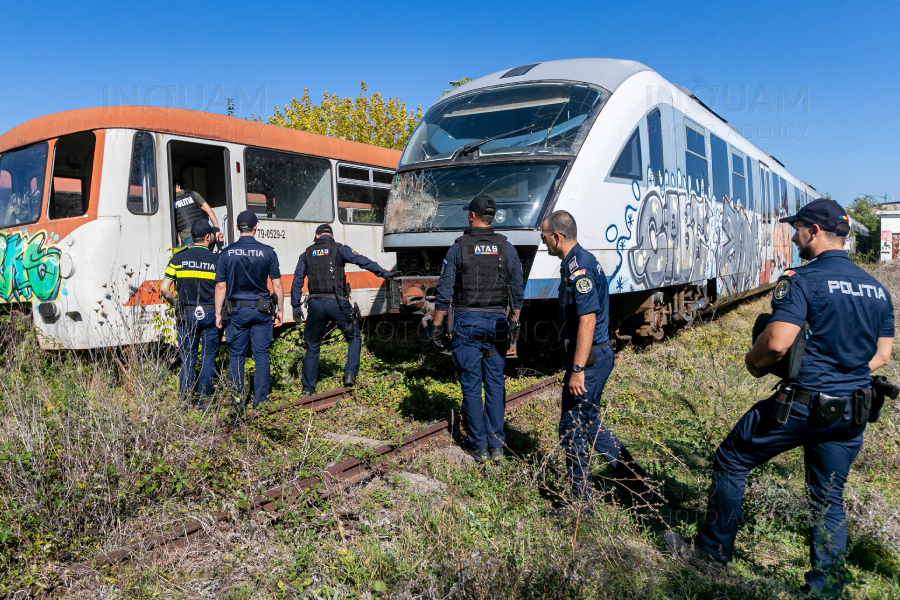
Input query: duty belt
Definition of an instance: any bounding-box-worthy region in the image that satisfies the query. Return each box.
[308,293,348,301]
[185,303,215,311]
[455,306,506,314]
[789,388,850,406]
[233,300,259,308]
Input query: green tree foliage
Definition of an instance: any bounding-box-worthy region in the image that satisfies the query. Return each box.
[269,82,422,151]
[440,77,472,98]
[847,194,880,235]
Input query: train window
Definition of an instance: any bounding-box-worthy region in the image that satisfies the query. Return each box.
[780,176,788,214]
[685,126,707,196]
[771,174,781,216]
[795,187,802,214]
[337,164,392,225]
[610,128,642,180]
[49,132,95,220]
[746,157,754,212]
[245,147,333,222]
[710,134,730,202]
[0,143,47,229]
[647,109,664,185]
[127,132,158,215]
[731,152,746,208]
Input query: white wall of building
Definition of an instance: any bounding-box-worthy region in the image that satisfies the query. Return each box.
[876,212,900,262]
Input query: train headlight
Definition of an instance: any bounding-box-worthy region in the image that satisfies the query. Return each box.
[495,209,507,224]
[60,253,76,279]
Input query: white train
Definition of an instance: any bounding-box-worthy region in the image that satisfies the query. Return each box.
[0,106,399,349]
[384,58,824,342]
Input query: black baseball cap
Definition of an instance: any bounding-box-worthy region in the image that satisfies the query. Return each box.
[779,198,850,236]
[465,194,497,215]
[191,218,220,238]
[236,210,258,230]
[315,224,334,235]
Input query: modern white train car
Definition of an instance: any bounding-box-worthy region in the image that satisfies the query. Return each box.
[0,106,400,349]
[383,58,818,342]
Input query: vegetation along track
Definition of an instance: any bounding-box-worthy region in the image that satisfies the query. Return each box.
[74,376,560,574]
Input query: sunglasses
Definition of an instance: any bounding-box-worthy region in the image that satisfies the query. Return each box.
[540,232,565,243]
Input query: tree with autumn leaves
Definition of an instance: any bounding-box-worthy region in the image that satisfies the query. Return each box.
[269,81,422,151]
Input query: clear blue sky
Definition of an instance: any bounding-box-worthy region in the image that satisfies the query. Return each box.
[1,0,896,205]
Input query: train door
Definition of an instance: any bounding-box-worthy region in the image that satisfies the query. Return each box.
[167,140,233,246]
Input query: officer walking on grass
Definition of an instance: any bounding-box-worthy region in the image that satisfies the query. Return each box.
[664,199,895,598]
[292,224,397,394]
[540,210,652,511]
[214,210,284,409]
[160,218,221,409]
[431,195,525,464]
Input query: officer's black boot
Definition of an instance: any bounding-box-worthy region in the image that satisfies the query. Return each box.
[663,531,723,576]
[613,445,656,503]
[343,371,357,387]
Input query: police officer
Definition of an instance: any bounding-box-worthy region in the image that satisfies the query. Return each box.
[540,210,651,509]
[292,224,396,393]
[173,179,223,247]
[664,199,894,597]
[432,195,525,464]
[214,210,284,409]
[160,218,221,408]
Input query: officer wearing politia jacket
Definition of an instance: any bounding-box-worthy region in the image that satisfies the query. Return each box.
[214,210,284,409]
[665,199,894,597]
[160,218,220,408]
[292,224,395,393]
[540,210,651,510]
[432,195,525,464]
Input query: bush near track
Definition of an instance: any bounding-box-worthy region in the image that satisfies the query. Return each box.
[1,264,900,599]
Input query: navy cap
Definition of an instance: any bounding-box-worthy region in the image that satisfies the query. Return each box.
[315,224,334,235]
[236,210,259,230]
[191,218,220,238]
[779,198,851,236]
[465,194,497,215]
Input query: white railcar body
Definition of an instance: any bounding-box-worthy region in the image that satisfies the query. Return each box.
[384,59,820,339]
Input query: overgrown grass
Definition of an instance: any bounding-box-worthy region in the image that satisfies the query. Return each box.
[3,264,900,598]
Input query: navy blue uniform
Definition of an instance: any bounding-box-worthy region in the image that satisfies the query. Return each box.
[165,246,219,407]
[215,236,281,408]
[556,243,622,503]
[435,235,525,451]
[291,237,391,393]
[697,250,894,594]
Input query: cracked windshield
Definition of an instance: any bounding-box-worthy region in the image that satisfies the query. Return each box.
[399,82,605,166]
[384,161,567,233]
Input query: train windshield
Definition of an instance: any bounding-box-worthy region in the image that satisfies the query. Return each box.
[0,143,48,230]
[400,83,604,166]
[384,161,566,233]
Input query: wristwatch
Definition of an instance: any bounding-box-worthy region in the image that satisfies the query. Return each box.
[572,363,584,373]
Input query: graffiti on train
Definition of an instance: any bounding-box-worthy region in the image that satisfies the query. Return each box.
[0,229,63,302]
[606,168,779,296]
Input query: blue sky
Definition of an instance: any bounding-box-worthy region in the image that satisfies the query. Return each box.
[1,0,896,205]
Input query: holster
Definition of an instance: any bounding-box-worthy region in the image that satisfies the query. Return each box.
[563,339,607,368]
[221,299,233,324]
[852,387,873,426]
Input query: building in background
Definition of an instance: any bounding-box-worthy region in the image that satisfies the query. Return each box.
[875,202,900,261]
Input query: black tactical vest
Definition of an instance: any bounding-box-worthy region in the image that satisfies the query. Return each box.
[453,228,510,309]
[174,191,205,233]
[305,238,348,296]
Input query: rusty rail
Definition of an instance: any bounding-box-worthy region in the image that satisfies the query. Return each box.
[74,374,560,573]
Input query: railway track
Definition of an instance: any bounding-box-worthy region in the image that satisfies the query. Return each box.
[72,374,560,575]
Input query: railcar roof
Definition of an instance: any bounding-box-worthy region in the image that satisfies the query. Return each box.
[441,58,653,100]
[0,106,400,169]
